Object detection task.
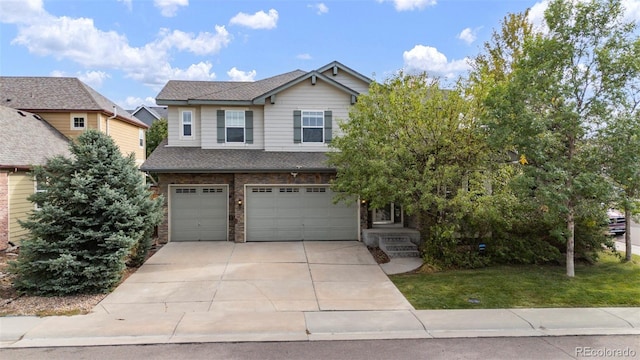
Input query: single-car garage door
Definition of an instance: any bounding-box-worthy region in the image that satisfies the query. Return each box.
[170,185,228,241]
[246,186,358,241]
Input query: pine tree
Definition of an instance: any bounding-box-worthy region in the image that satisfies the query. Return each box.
[10,130,163,295]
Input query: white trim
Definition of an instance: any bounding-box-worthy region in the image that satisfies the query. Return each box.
[180,109,194,139]
[301,110,324,143]
[243,184,360,242]
[168,184,229,242]
[70,113,87,130]
[224,109,246,143]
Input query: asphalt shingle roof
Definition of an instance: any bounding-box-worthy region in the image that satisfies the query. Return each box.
[157,70,307,102]
[0,105,71,168]
[0,77,148,128]
[141,140,335,173]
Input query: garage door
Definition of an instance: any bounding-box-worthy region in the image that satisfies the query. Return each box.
[246,186,358,241]
[170,186,228,241]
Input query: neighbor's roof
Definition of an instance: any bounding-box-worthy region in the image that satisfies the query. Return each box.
[0,105,71,168]
[141,140,335,173]
[129,105,168,120]
[156,61,372,106]
[0,77,148,129]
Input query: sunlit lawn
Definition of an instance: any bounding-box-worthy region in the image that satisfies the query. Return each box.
[390,252,640,309]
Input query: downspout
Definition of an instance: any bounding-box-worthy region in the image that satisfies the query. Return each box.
[106,105,117,135]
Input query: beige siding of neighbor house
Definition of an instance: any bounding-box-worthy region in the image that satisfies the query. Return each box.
[201,105,265,149]
[108,119,146,166]
[167,106,201,147]
[263,80,352,152]
[8,171,33,245]
[320,69,370,94]
[35,112,99,138]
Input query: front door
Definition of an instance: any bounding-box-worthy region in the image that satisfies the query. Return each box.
[372,203,403,226]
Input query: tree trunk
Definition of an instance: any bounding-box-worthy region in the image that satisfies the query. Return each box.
[625,207,632,262]
[566,208,575,277]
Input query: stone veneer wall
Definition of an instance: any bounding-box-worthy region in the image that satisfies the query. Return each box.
[0,171,8,250]
[157,172,368,243]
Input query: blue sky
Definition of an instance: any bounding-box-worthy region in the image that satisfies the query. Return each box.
[1,0,639,109]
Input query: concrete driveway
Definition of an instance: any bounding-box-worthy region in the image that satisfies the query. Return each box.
[94,241,413,315]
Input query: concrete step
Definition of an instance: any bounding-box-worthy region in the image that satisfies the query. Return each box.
[379,236,420,258]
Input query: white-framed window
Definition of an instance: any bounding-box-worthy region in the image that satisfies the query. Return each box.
[139,129,144,148]
[302,110,324,143]
[225,110,245,143]
[70,113,87,130]
[33,176,47,210]
[181,110,193,138]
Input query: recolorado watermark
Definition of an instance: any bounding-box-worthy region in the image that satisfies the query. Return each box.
[575,346,637,358]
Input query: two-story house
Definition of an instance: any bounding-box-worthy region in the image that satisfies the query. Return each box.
[142,61,382,243]
[0,105,72,250]
[0,77,149,166]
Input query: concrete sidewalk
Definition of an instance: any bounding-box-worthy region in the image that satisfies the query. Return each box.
[1,241,638,348]
[1,307,638,347]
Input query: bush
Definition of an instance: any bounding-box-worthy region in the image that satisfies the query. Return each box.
[9,130,163,295]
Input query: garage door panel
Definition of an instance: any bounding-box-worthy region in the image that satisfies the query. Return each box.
[171,186,228,242]
[246,186,357,241]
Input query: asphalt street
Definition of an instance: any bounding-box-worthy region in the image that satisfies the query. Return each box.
[1,336,638,360]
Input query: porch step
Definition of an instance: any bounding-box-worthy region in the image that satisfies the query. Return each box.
[379,236,420,258]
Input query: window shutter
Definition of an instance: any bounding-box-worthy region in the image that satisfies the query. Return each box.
[324,110,332,143]
[293,110,301,144]
[245,111,253,144]
[217,110,225,143]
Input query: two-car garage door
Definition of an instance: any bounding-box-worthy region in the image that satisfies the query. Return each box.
[170,185,358,242]
[246,186,358,241]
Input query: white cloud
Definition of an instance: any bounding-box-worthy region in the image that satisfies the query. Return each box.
[378,0,437,12]
[122,96,157,109]
[296,53,312,60]
[154,0,188,17]
[49,69,110,87]
[403,45,471,77]
[309,3,329,15]
[155,26,231,55]
[78,70,111,87]
[227,67,257,81]
[0,0,49,24]
[2,4,229,89]
[117,0,133,11]
[230,9,279,30]
[622,0,640,22]
[458,27,479,45]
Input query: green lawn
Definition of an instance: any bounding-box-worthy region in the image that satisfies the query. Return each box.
[390,252,640,309]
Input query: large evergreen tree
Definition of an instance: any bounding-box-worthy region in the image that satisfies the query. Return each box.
[10,130,163,295]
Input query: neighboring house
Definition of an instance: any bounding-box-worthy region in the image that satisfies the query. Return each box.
[0,105,72,250]
[143,61,418,244]
[128,105,168,127]
[0,77,149,166]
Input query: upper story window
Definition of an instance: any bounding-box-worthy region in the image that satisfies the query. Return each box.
[139,129,145,148]
[217,110,253,144]
[181,110,193,138]
[293,110,332,144]
[70,113,87,130]
[225,110,245,143]
[302,111,324,143]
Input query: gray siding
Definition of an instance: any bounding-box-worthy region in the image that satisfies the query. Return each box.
[320,69,370,94]
[201,106,264,149]
[167,106,201,147]
[264,80,352,152]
